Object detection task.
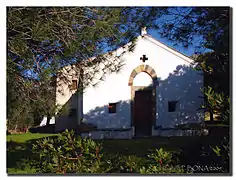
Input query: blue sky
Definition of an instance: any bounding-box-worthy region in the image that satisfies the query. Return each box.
[147,7,211,57]
[149,29,208,57]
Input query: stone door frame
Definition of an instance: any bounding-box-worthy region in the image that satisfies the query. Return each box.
[128,64,159,129]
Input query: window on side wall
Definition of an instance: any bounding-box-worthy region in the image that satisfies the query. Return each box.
[108,103,117,113]
[71,79,78,90]
[168,101,178,112]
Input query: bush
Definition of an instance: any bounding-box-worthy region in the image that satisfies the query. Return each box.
[104,154,146,173]
[32,130,185,174]
[140,148,185,174]
[32,129,112,174]
[210,137,230,172]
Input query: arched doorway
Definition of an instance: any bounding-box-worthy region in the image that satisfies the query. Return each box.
[128,64,158,137]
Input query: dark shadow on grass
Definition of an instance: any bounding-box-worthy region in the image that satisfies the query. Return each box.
[7,136,58,173]
[28,124,56,134]
[175,135,229,173]
[96,135,229,173]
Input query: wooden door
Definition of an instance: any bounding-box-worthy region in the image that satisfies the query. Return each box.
[134,89,152,137]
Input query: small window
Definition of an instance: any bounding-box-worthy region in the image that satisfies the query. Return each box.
[71,80,78,90]
[108,103,117,113]
[168,101,178,112]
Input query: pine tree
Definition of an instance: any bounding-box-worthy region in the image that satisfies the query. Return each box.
[7,7,167,128]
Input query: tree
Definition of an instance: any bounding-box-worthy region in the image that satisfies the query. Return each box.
[8,7,230,129]
[194,51,229,123]
[7,7,168,128]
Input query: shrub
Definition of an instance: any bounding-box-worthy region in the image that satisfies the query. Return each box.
[104,154,146,173]
[32,130,185,174]
[147,148,172,165]
[140,148,185,174]
[210,137,230,172]
[32,129,112,174]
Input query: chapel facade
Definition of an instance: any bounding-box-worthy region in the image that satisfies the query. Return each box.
[52,28,204,139]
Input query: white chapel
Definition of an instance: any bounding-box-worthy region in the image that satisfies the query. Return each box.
[45,28,204,139]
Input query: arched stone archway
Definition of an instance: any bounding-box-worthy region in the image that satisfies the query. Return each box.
[128,64,158,86]
[128,64,159,136]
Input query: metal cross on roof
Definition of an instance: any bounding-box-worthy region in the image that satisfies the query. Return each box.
[140,55,148,63]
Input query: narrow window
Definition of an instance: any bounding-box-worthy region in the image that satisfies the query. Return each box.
[108,103,117,113]
[168,101,178,112]
[71,80,78,90]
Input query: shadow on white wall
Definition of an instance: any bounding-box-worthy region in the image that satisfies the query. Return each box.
[54,64,204,131]
[156,64,204,128]
[83,100,131,129]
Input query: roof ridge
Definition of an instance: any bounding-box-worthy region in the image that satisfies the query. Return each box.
[143,34,193,64]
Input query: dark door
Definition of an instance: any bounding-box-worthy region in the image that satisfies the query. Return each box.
[134,89,152,137]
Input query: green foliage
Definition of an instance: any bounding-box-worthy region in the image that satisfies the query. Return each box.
[140,148,185,174]
[10,133,230,174]
[7,132,57,143]
[122,155,143,173]
[104,154,145,173]
[31,131,185,174]
[140,165,185,174]
[210,137,230,171]
[195,51,229,124]
[211,145,221,156]
[7,7,230,130]
[147,148,172,165]
[202,86,230,123]
[32,129,111,174]
[7,7,167,128]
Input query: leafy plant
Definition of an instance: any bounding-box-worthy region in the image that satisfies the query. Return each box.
[105,154,145,173]
[140,148,185,174]
[32,129,111,174]
[147,148,172,165]
[201,86,230,124]
[7,7,168,128]
[211,146,221,156]
[210,137,230,172]
[31,131,190,174]
[32,132,186,174]
[140,165,185,174]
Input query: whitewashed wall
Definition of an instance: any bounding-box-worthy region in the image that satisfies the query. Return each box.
[55,66,83,132]
[83,35,204,129]
[155,65,204,128]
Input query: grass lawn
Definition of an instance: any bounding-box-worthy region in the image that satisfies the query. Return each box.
[7,132,58,143]
[7,132,58,174]
[7,132,226,174]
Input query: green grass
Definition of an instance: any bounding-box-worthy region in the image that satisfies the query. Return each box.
[7,132,58,143]
[7,167,39,174]
[7,132,58,175]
